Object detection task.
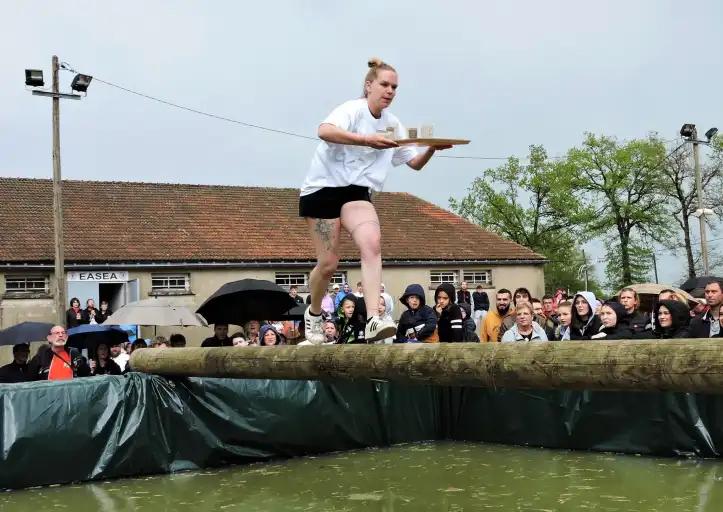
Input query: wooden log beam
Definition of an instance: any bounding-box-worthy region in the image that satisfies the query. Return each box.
[129,340,723,393]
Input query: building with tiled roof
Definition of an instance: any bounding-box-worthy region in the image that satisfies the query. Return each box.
[0,178,545,341]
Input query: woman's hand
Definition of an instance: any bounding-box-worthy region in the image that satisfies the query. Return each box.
[363,134,399,150]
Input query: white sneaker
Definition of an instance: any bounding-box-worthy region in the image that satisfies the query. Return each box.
[364,316,397,343]
[303,308,325,345]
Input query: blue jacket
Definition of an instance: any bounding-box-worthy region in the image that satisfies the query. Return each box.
[396,284,437,343]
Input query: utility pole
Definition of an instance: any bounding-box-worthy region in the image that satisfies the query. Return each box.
[582,249,589,291]
[51,55,66,325]
[691,129,710,276]
[652,252,659,284]
[26,57,90,324]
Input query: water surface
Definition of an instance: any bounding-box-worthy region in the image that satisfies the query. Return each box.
[2,442,722,511]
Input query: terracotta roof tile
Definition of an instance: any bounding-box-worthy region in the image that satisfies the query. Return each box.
[0,178,545,263]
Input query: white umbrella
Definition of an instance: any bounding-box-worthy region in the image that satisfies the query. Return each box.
[103,297,208,327]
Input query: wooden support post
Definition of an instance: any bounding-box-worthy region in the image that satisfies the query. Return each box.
[131,340,723,394]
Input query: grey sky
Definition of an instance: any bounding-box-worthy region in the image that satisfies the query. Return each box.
[2,1,721,287]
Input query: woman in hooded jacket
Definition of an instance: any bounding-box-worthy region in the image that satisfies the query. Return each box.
[647,300,691,339]
[434,283,464,342]
[570,291,602,340]
[259,324,285,346]
[590,301,634,340]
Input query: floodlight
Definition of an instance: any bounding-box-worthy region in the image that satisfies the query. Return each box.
[680,123,696,139]
[70,74,92,93]
[705,127,718,141]
[25,69,44,87]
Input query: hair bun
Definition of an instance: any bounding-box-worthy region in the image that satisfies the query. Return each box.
[368,57,384,68]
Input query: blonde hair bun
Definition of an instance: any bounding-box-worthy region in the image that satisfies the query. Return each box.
[368,57,384,68]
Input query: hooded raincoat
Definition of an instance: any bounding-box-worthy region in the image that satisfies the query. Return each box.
[335,294,365,344]
[434,283,464,342]
[396,284,437,343]
[590,301,634,340]
[570,291,602,340]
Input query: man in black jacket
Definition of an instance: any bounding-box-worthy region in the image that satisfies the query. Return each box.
[472,284,490,328]
[201,323,234,347]
[0,343,31,383]
[689,281,722,338]
[456,281,472,305]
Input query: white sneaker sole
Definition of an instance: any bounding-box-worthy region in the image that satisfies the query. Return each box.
[366,325,397,343]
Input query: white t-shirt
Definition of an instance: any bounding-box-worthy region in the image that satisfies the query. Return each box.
[300,99,418,196]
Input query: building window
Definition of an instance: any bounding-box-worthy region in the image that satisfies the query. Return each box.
[462,270,492,285]
[430,270,458,286]
[330,271,348,285]
[4,274,50,295]
[275,272,308,288]
[151,273,190,293]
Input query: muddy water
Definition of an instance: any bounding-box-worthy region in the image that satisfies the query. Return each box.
[2,442,722,511]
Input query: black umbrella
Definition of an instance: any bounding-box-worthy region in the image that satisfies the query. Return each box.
[66,324,129,353]
[274,303,309,321]
[0,321,54,346]
[196,279,298,324]
[679,276,723,298]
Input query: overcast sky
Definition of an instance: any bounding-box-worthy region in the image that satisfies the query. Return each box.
[2,1,721,286]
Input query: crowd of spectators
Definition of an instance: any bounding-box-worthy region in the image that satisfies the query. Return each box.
[0,279,721,384]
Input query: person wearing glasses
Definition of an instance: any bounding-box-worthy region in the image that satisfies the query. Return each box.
[27,326,91,380]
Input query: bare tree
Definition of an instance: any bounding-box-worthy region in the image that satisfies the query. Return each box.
[661,141,723,278]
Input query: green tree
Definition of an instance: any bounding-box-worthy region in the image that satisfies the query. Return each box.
[450,145,593,293]
[566,134,673,287]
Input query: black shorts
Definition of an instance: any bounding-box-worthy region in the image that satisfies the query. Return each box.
[298,185,372,219]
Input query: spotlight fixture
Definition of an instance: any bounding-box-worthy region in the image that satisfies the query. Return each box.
[70,74,93,93]
[679,123,696,139]
[25,69,44,87]
[705,127,718,142]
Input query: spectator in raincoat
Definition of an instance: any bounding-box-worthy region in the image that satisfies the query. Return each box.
[434,283,464,342]
[396,284,437,343]
[335,294,366,344]
[569,291,602,340]
[590,301,634,340]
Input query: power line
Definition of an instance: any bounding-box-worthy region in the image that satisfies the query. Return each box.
[62,65,661,163]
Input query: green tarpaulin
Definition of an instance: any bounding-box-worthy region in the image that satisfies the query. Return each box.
[1,374,721,490]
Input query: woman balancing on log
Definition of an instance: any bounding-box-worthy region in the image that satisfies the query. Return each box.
[299,57,451,344]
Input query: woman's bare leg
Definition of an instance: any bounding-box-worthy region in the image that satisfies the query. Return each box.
[341,201,382,319]
[306,217,341,314]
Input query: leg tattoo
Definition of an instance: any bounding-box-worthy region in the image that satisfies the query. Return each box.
[314,219,335,251]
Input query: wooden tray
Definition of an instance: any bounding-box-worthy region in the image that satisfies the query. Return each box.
[395,138,470,147]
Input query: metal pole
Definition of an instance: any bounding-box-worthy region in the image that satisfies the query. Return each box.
[582,249,588,291]
[51,55,66,325]
[692,132,710,275]
[652,252,659,284]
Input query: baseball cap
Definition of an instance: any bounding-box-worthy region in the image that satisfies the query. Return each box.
[332,284,340,290]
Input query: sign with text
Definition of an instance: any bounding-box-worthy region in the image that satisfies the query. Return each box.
[67,271,129,282]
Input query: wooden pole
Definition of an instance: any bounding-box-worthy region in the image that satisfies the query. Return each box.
[51,55,66,325]
[131,340,723,394]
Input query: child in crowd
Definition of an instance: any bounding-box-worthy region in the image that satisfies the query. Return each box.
[434,283,464,342]
[376,295,395,344]
[554,301,573,340]
[335,295,366,344]
[459,303,480,342]
[396,284,437,343]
